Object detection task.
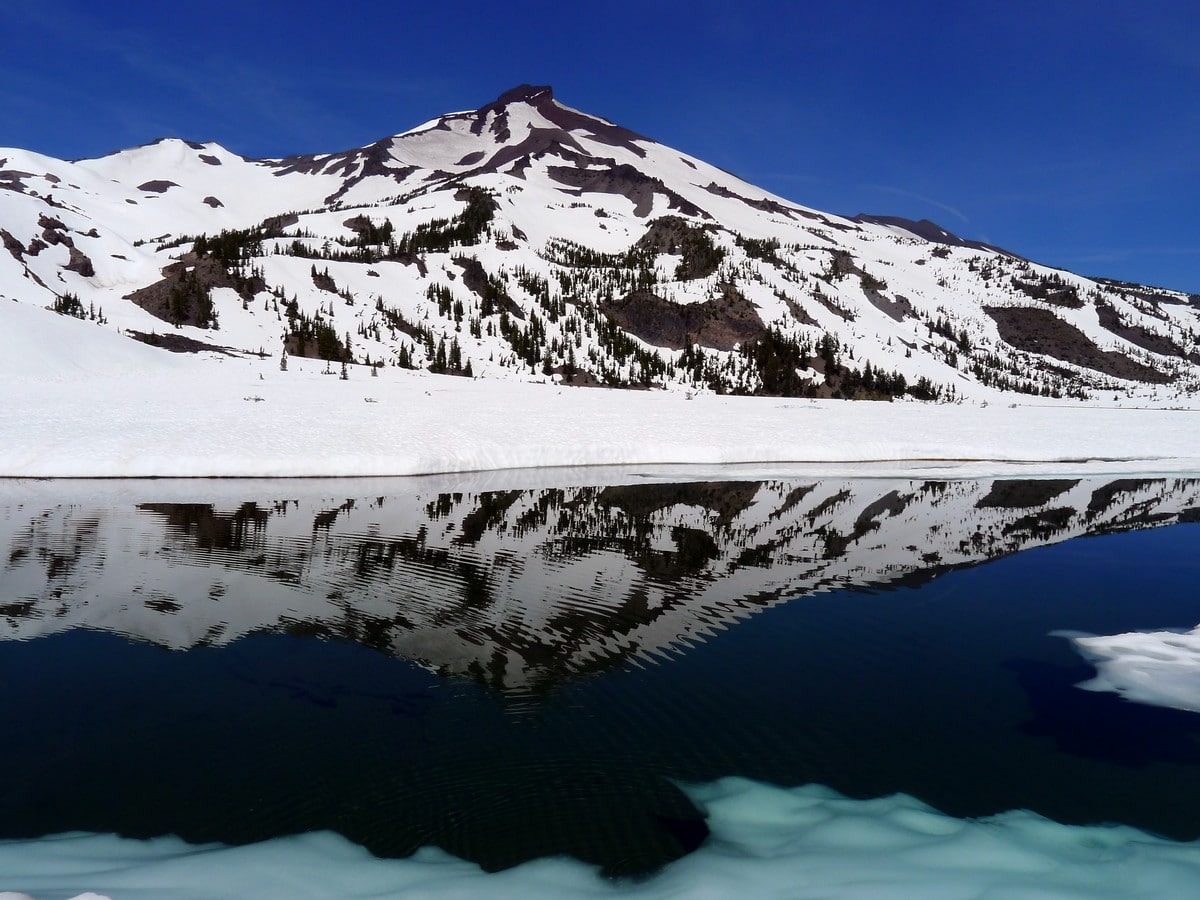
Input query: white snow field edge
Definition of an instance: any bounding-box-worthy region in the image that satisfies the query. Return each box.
[3,778,1200,900]
[2,300,1199,480]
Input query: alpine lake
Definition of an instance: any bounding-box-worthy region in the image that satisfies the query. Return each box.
[1,469,1199,893]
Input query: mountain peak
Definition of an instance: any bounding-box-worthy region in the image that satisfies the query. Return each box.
[492,84,554,107]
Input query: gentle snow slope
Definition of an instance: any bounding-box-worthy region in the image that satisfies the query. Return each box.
[1,302,1198,479]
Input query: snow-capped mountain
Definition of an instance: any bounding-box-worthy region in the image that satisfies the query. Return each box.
[4,475,1197,691]
[2,84,1199,400]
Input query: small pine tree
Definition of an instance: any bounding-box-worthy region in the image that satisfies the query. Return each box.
[280,349,288,371]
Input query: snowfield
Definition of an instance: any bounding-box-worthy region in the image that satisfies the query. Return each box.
[1,299,1198,480]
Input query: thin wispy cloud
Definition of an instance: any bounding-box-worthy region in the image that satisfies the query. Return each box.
[865,185,969,224]
[3,4,435,156]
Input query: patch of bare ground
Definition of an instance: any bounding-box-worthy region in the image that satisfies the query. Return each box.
[35,215,95,276]
[2,228,26,261]
[861,282,915,323]
[601,282,765,351]
[1095,301,1185,357]
[702,182,806,220]
[0,167,35,194]
[550,365,606,387]
[126,253,263,328]
[547,164,708,219]
[125,330,235,354]
[984,305,1172,383]
[634,216,724,280]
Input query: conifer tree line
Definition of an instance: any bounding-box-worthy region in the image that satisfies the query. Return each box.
[151,184,1175,401]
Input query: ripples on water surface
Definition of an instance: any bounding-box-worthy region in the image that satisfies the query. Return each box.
[1,472,1199,889]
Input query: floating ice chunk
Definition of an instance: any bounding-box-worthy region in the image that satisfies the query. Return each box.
[1062,626,1200,713]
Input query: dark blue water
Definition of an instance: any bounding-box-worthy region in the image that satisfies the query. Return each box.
[1,476,1198,875]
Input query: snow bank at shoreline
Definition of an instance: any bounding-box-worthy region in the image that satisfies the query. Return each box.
[3,779,1199,899]
[3,301,1198,480]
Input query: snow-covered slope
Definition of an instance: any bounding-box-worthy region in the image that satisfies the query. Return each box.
[3,84,1199,406]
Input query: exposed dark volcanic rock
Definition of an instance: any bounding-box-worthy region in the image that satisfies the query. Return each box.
[0,167,35,194]
[202,196,223,208]
[468,85,649,159]
[984,306,1172,383]
[703,182,816,222]
[136,180,179,194]
[271,139,419,207]
[492,129,593,174]
[36,215,93,277]
[548,164,708,218]
[126,330,235,354]
[37,214,67,235]
[1096,301,1185,357]
[601,282,764,351]
[1,228,25,261]
[126,255,263,327]
[198,154,221,166]
[324,143,418,205]
[853,214,1019,257]
[64,245,95,277]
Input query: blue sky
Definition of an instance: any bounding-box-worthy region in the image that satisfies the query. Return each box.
[3,0,1198,291]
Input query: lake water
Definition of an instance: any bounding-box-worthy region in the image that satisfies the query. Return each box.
[2,472,1199,896]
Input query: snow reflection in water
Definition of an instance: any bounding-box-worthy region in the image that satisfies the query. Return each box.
[0,472,1199,892]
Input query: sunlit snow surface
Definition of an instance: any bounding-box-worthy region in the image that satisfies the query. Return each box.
[1065,627,1200,714]
[2,301,1200,479]
[3,779,1200,899]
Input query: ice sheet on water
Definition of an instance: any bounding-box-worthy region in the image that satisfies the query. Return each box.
[1062,626,1200,713]
[3,778,1200,899]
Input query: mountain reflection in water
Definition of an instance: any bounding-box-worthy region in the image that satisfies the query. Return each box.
[1,474,1198,875]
